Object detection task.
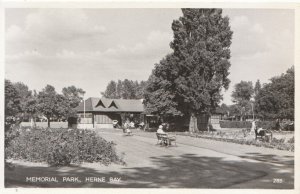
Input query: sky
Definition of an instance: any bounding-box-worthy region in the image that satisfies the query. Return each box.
[5,8,294,105]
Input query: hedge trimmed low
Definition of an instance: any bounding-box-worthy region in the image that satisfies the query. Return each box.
[220,121,252,128]
[5,128,125,166]
[219,120,277,129]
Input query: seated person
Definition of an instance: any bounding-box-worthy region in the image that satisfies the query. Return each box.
[124,121,130,129]
[157,125,166,134]
[139,121,145,129]
[130,121,135,128]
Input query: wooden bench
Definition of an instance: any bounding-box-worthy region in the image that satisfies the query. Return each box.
[255,128,272,142]
[156,133,177,147]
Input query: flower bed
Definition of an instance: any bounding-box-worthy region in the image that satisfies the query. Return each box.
[5,127,125,166]
[178,131,294,152]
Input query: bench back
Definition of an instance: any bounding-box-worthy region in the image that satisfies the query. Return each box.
[156,132,167,140]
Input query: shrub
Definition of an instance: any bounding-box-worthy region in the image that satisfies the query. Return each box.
[256,121,277,130]
[219,121,251,128]
[5,128,124,166]
[288,137,294,143]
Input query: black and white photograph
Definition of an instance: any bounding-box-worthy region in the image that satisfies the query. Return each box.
[2,3,298,190]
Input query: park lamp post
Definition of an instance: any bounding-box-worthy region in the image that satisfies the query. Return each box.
[83,93,86,120]
[250,101,254,120]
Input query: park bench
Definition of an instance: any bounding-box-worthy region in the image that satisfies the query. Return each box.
[156,133,177,147]
[255,128,272,142]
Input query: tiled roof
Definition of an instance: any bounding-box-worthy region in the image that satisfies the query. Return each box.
[76,97,144,113]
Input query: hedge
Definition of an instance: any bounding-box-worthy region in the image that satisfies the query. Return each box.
[219,120,277,129]
[5,127,125,166]
[220,121,252,128]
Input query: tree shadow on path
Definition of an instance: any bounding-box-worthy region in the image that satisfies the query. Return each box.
[5,153,293,189]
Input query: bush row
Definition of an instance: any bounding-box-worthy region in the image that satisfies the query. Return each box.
[219,121,252,128]
[179,131,294,152]
[5,128,125,166]
[219,120,278,129]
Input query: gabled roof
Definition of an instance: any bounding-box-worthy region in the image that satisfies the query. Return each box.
[76,97,144,113]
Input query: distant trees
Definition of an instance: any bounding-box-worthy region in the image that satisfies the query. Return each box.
[145,8,233,132]
[231,81,254,120]
[254,79,261,97]
[101,79,146,99]
[37,85,85,127]
[255,66,294,120]
[228,66,294,121]
[5,80,85,128]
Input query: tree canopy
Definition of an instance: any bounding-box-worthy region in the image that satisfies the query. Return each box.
[37,85,85,127]
[101,79,146,99]
[62,86,85,106]
[5,80,22,118]
[255,66,294,120]
[145,9,233,132]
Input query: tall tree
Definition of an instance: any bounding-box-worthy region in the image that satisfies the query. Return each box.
[254,79,261,97]
[101,81,118,99]
[231,81,254,120]
[145,9,233,132]
[122,79,136,99]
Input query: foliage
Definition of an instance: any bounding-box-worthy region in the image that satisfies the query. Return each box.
[179,131,294,152]
[5,80,22,118]
[255,66,294,120]
[145,9,233,132]
[231,81,254,120]
[254,79,261,97]
[37,85,70,127]
[220,121,252,128]
[12,82,33,113]
[219,120,279,130]
[5,80,23,149]
[62,86,85,113]
[232,81,254,103]
[5,128,125,166]
[101,79,146,99]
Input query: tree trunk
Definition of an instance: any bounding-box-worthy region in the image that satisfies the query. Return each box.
[189,113,199,133]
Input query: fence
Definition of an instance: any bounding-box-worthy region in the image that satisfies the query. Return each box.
[21,122,68,128]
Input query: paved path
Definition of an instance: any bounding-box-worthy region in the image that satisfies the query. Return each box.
[5,131,294,188]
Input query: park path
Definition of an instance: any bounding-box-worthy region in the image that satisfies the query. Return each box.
[5,130,294,188]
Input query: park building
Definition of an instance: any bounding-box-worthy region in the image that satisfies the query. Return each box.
[75,97,148,129]
[75,97,224,130]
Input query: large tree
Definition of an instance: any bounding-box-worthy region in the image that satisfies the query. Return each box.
[37,85,69,127]
[145,9,233,132]
[255,66,294,120]
[62,86,85,107]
